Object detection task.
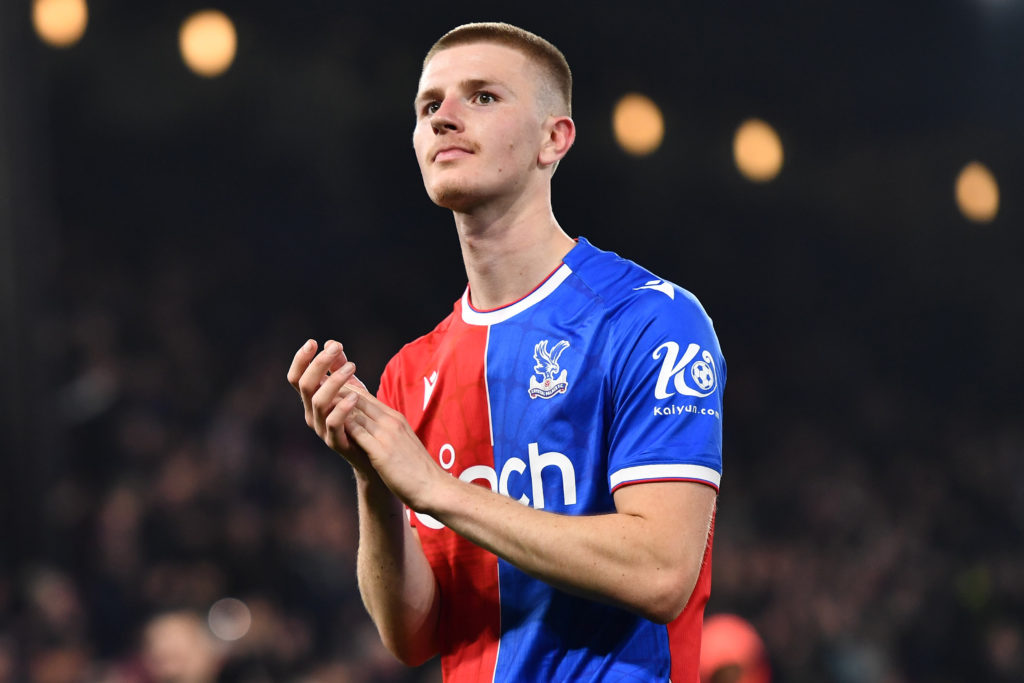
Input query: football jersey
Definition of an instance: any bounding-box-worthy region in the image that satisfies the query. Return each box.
[376,237,725,682]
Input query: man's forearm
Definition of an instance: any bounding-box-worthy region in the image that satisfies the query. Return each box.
[422,476,716,625]
[355,471,440,665]
[340,388,716,626]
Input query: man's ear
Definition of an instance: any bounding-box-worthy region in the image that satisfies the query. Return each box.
[538,115,576,169]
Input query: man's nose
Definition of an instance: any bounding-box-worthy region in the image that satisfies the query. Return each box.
[430,98,463,134]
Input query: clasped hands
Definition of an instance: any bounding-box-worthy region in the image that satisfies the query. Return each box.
[287,339,443,511]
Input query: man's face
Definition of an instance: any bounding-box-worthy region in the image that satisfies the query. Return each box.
[413,42,550,212]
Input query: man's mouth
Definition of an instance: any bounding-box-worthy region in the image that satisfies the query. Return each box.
[433,146,474,162]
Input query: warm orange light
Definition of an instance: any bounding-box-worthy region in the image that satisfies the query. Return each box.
[32,0,88,48]
[613,94,665,156]
[733,118,784,183]
[179,9,237,78]
[955,161,999,223]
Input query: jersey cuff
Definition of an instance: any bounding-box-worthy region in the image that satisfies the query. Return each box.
[609,464,721,492]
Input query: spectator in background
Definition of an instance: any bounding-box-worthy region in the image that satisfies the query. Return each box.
[141,611,223,683]
[699,613,770,683]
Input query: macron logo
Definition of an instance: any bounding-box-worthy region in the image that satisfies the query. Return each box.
[423,370,438,410]
[634,279,675,299]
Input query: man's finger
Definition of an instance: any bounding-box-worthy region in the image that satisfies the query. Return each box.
[339,380,375,401]
[312,362,357,435]
[340,390,409,447]
[340,385,390,420]
[297,340,345,400]
[286,339,318,390]
[346,372,369,392]
[324,340,350,377]
[324,391,359,451]
[342,400,377,450]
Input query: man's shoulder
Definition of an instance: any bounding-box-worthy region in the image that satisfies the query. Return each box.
[387,307,456,366]
[382,305,458,376]
[566,238,713,329]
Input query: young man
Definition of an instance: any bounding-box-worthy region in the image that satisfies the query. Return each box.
[288,22,726,682]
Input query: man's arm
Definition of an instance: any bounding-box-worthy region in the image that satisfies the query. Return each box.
[353,470,440,664]
[426,471,714,623]
[339,386,717,624]
[287,340,440,664]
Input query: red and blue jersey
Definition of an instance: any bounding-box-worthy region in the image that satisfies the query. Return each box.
[377,238,725,682]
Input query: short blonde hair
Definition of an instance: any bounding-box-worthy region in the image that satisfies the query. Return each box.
[423,22,572,117]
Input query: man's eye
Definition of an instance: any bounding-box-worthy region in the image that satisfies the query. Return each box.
[475,92,496,104]
[426,102,441,114]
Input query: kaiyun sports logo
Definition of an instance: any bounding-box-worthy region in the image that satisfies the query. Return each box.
[651,341,721,418]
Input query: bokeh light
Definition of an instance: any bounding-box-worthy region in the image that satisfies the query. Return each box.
[179,9,237,78]
[733,118,784,183]
[613,93,665,156]
[955,161,999,223]
[207,597,251,641]
[32,0,88,48]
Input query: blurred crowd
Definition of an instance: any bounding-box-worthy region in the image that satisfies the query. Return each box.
[1,234,438,683]
[2,229,1021,683]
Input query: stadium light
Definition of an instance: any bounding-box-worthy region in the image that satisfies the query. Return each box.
[32,0,88,48]
[613,93,665,156]
[733,118,784,183]
[179,9,237,78]
[955,161,999,223]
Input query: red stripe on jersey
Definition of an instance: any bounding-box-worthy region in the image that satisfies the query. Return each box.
[611,477,721,494]
[668,511,715,683]
[381,311,501,681]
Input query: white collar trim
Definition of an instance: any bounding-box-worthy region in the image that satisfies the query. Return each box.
[460,264,573,326]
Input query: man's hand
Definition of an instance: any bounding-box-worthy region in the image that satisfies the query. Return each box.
[341,391,449,512]
[287,339,374,474]
[288,340,441,665]
[287,338,449,510]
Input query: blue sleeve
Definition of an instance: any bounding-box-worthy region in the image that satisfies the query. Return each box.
[606,287,726,493]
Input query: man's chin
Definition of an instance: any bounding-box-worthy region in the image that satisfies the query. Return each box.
[429,184,482,213]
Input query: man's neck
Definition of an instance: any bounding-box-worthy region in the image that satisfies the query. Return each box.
[453,194,575,311]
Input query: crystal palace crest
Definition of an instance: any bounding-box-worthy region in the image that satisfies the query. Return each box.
[529,339,570,399]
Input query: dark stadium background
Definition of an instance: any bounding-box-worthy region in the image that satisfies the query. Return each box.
[2,1,1022,681]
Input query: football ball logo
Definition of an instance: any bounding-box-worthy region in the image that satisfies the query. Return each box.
[691,360,715,391]
[652,341,718,399]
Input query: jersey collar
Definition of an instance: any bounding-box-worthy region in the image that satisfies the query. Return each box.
[458,239,595,326]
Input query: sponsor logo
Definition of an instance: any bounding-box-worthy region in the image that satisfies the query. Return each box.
[422,370,438,410]
[413,442,577,529]
[653,404,721,419]
[652,341,719,399]
[633,279,675,299]
[528,339,570,399]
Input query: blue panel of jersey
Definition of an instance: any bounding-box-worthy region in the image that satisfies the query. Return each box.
[482,237,724,682]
